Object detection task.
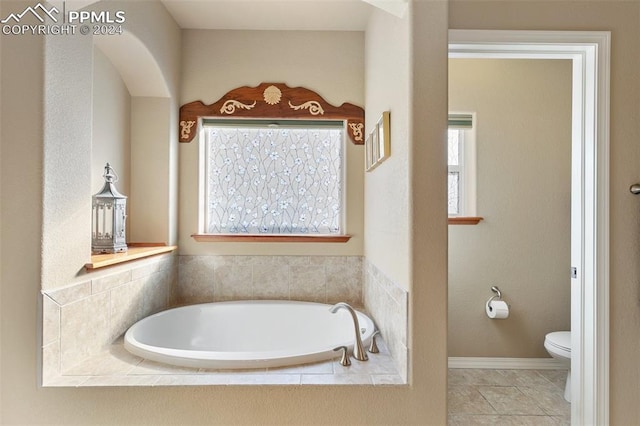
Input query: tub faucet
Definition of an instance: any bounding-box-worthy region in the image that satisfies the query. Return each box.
[329,302,368,362]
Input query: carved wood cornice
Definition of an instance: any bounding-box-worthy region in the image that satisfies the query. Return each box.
[179,83,365,145]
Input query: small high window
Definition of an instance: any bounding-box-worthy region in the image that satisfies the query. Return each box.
[199,120,345,236]
[448,113,476,217]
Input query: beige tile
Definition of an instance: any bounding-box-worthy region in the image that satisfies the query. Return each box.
[537,369,569,391]
[264,360,333,375]
[227,374,301,385]
[109,278,145,341]
[82,375,160,387]
[289,265,326,302]
[301,374,372,385]
[372,374,405,385]
[326,263,362,306]
[214,264,253,301]
[497,370,561,389]
[448,369,516,386]
[448,385,497,415]
[42,294,60,345]
[449,414,558,426]
[477,386,546,415]
[334,354,399,375]
[550,415,571,425]
[497,415,559,425]
[283,256,311,266]
[448,414,502,426]
[142,270,171,316]
[519,386,571,416]
[60,292,111,371]
[129,359,201,375]
[45,375,90,387]
[46,281,91,306]
[177,255,215,304]
[63,345,141,376]
[42,342,60,383]
[92,270,132,294]
[154,374,233,386]
[252,264,289,299]
[131,254,174,280]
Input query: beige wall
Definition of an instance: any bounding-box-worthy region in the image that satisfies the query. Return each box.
[448,58,572,357]
[364,1,411,290]
[178,29,366,256]
[450,1,640,423]
[92,47,131,200]
[1,0,450,423]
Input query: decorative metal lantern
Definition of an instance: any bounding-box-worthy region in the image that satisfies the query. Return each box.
[92,163,127,254]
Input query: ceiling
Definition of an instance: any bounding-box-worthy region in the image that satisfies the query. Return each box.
[160,0,373,31]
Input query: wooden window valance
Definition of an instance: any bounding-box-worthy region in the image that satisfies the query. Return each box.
[179,83,365,145]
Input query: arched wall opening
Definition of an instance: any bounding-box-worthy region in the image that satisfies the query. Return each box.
[92,31,175,245]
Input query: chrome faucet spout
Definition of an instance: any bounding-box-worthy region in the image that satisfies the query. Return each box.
[329,302,368,361]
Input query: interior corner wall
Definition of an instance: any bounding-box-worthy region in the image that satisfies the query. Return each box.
[364,6,411,290]
[41,31,94,291]
[92,0,182,246]
[92,47,131,203]
[129,97,172,243]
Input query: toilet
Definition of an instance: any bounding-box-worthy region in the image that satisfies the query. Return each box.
[544,331,571,402]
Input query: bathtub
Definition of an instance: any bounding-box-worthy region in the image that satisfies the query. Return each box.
[124,300,376,369]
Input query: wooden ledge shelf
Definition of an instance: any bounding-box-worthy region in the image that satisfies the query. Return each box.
[448,217,484,225]
[192,234,352,243]
[86,243,177,271]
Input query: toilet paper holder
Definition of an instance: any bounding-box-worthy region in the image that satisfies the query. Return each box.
[488,285,502,303]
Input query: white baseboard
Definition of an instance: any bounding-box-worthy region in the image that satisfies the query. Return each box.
[448,357,566,370]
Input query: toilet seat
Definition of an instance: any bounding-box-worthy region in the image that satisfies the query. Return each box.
[545,331,571,358]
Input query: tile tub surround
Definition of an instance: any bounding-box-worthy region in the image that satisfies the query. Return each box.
[45,334,404,387]
[363,258,409,382]
[41,253,177,383]
[176,255,363,306]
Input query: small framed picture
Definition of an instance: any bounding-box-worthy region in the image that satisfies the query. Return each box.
[377,111,390,160]
[365,133,373,171]
[365,111,390,172]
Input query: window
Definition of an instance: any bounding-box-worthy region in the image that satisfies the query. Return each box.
[448,113,476,217]
[200,120,345,236]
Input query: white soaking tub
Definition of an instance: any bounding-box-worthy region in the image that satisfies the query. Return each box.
[124,300,376,369]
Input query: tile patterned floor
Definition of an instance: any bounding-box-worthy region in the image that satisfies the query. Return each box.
[448,369,571,425]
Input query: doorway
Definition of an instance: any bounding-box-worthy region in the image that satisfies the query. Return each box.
[448,30,610,426]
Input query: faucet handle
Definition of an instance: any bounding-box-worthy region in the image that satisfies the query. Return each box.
[369,330,381,354]
[333,346,351,366]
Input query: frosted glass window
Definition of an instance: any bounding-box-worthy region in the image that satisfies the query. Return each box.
[204,124,344,235]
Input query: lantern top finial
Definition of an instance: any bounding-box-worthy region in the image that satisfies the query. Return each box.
[103,163,118,184]
[94,163,126,199]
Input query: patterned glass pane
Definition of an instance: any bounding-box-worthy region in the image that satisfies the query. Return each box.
[448,129,459,166]
[448,172,459,215]
[206,126,343,234]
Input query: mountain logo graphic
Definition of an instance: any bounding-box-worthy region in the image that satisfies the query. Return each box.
[1,3,59,24]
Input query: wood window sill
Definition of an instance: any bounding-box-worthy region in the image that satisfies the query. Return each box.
[86,243,177,271]
[448,217,484,225]
[191,234,352,243]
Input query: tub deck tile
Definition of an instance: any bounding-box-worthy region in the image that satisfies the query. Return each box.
[50,337,405,387]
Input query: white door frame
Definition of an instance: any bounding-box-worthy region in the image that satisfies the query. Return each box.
[448,30,610,426]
